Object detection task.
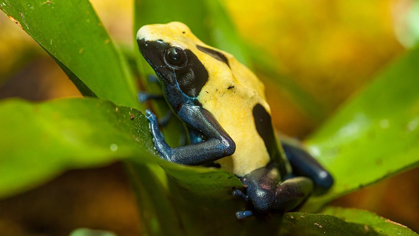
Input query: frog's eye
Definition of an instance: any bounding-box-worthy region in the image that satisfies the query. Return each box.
[165,47,187,67]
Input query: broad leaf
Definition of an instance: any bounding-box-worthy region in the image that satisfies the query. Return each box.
[0,0,139,108]
[304,47,419,210]
[129,162,402,236]
[0,98,241,219]
[278,212,381,236]
[0,98,151,198]
[323,207,418,236]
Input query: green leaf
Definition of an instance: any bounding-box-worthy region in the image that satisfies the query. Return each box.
[323,207,418,236]
[69,228,117,236]
[0,98,152,199]
[0,97,243,235]
[304,47,419,210]
[203,0,250,65]
[134,0,212,43]
[128,166,392,236]
[133,0,249,64]
[0,0,139,108]
[278,212,382,236]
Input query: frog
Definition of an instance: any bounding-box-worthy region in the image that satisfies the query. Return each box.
[136,22,333,219]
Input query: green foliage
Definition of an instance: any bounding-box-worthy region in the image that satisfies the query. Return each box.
[322,207,418,236]
[0,0,139,108]
[0,0,418,235]
[70,228,117,236]
[0,98,154,199]
[304,47,419,211]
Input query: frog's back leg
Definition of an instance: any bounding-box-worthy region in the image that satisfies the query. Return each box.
[234,165,313,219]
[281,139,334,195]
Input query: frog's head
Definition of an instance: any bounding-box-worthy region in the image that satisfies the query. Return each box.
[137,22,231,98]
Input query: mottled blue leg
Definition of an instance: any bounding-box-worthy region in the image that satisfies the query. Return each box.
[281,140,334,195]
[188,128,222,167]
[146,105,235,165]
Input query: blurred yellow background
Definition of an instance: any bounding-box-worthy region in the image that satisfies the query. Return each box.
[0,0,418,235]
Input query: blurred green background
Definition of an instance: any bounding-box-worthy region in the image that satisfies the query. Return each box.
[0,0,418,235]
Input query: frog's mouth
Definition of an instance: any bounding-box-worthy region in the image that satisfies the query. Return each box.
[137,38,174,84]
[137,38,169,69]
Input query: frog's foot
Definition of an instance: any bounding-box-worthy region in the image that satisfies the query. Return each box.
[232,189,249,201]
[137,92,164,103]
[145,109,171,161]
[235,210,253,219]
[137,75,163,102]
[140,94,173,126]
[233,189,254,219]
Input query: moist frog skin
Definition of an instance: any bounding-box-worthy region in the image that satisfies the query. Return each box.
[136,22,333,219]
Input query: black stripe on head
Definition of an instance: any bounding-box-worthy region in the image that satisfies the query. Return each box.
[197,45,230,68]
[176,49,209,98]
[253,104,288,176]
[138,38,208,98]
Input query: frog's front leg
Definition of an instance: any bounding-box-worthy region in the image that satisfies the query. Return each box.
[146,105,236,165]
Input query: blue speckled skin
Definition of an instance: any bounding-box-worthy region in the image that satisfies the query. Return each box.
[137,29,333,219]
[146,106,235,165]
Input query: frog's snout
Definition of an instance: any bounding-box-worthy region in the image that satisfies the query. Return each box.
[136,25,150,42]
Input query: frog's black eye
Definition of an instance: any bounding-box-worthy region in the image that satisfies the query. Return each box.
[165,47,187,67]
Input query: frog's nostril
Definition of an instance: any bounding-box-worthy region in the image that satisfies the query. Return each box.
[137,39,148,49]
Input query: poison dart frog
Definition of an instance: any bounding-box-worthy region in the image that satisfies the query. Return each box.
[136,22,333,219]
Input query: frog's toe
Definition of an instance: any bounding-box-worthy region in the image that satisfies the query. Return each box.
[145,109,157,121]
[232,189,249,201]
[235,210,253,219]
[138,92,149,103]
